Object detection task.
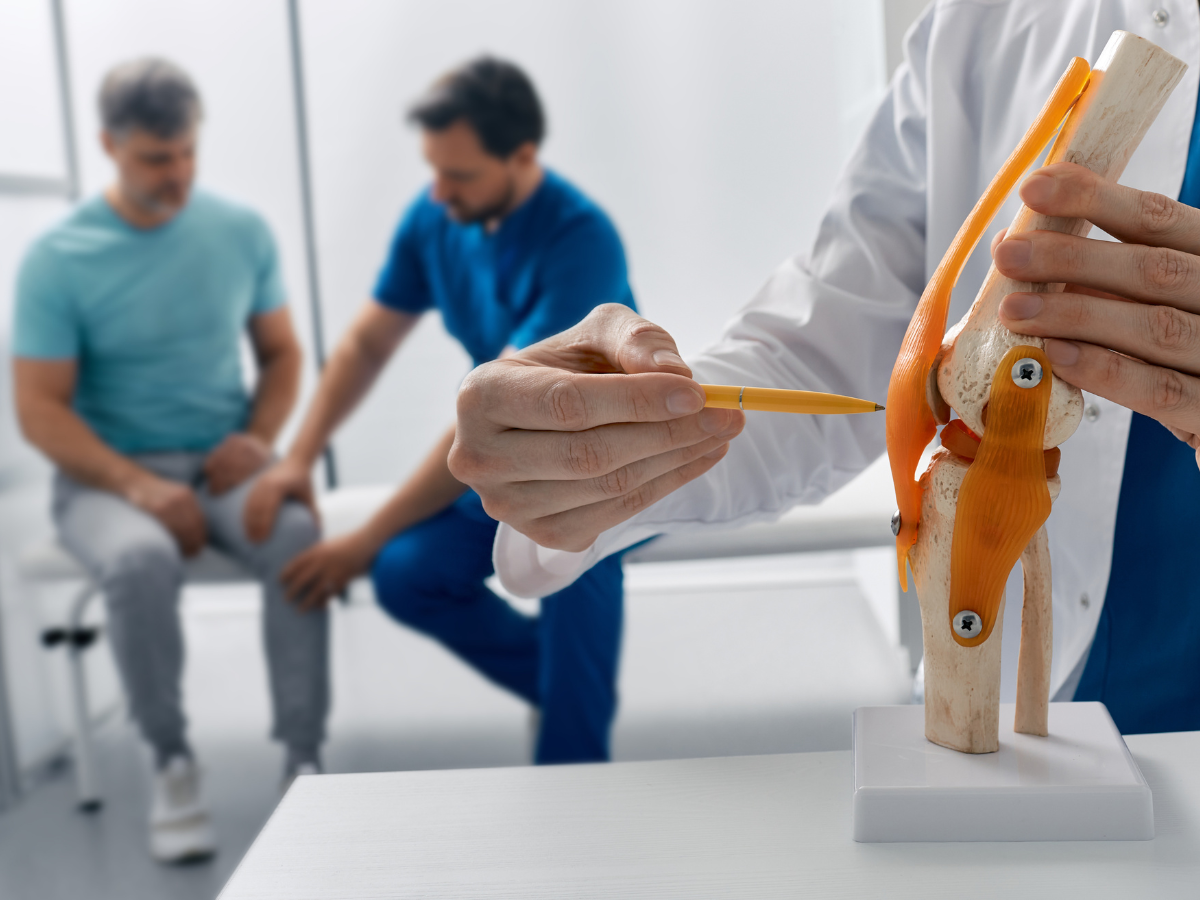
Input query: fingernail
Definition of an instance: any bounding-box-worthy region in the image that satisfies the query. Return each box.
[667,388,705,415]
[1021,172,1055,207]
[703,444,729,459]
[1045,339,1080,367]
[653,349,687,369]
[699,407,731,433]
[995,237,1032,268]
[1000,292,1043,320]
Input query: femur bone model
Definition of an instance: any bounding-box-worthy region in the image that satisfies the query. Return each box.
[885,31,1185,753]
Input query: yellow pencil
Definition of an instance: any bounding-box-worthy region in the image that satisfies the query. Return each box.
[701,384,884,415]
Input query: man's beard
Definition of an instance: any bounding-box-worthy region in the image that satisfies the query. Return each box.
[447,176,516,225]
[128,182,189,218]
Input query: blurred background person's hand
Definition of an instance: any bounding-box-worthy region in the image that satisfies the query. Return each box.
[203,431,273,495]
[244,456,318,543]
[125,472,207,556]
[280,530,378,610]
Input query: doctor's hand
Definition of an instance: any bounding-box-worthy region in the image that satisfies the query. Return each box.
[244,456,318,544]
[449,304,745,552]
[281,529,377,610]
[995,162,1200,462]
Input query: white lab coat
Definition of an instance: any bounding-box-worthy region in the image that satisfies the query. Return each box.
[494,0,1200,699]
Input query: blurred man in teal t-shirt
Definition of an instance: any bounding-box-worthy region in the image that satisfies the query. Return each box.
[13,58,326,864]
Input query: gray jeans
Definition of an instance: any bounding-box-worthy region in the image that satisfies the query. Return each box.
[52,453,328,761]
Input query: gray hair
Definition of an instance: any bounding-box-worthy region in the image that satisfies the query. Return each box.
[99,57,202,139]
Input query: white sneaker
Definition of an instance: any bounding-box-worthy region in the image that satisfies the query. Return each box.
[149,755,216,863]
[281,761,321,796]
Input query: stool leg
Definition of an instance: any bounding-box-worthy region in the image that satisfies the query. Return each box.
[67,583,102,812]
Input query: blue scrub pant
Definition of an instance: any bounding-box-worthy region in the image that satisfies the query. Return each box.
[371,499,623,764]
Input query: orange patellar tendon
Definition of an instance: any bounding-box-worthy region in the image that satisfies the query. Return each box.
[947,346,1053,648]
[884,56,1090,590]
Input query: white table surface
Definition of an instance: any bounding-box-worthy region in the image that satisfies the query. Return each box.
[219,730,1200,899]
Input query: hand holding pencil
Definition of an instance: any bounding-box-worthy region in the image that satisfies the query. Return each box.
[453,304,889,554]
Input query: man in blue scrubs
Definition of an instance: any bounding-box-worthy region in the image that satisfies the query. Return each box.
[246,57,635,763]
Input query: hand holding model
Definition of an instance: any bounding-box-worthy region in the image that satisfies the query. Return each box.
[996,162,1200,466]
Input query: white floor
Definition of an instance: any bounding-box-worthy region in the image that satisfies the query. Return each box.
[0,552,912,900]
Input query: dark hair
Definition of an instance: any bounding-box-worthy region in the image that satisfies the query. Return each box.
[99,57,202,139]
[408,56,545,158]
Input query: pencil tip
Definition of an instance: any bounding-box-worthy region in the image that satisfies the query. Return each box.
[875,403,886,412]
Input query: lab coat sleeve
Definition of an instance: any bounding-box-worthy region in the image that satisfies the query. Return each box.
[495,7,937,598]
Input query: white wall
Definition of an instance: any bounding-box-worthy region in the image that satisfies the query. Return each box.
[0,1,66,179]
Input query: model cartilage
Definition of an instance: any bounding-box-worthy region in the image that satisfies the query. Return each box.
[887,31,1186,753]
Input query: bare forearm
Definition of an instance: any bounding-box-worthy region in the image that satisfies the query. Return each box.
[359,427,467,550]
[287,339,387,467]
[19,399,145,496]
[246,345,301,445]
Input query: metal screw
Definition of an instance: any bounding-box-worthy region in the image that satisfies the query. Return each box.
[1012,357,1043,388]
[952,610,982,639]
[1084,404,1100,423]
[1153,8,1170,27]
[890,510,901,536]
[1080,592,1090,609]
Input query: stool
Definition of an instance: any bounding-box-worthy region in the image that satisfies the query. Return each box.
[19,540,255,811]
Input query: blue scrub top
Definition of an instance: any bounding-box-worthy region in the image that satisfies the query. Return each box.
[374,169,636,366]
[1073,98,1200,732]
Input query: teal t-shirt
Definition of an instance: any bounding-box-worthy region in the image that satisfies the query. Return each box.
[13,191,286,454]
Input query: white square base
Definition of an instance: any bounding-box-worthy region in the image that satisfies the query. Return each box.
[852,702,1153,842]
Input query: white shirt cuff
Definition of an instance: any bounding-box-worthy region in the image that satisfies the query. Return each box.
[492,523,602,598]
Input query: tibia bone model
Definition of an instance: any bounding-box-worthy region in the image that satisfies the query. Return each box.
[887,32,1185,753]
[910,452,1061,752]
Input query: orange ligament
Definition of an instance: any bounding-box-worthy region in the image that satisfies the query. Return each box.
[947,346,1053,647]
[885,56,1089,589]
